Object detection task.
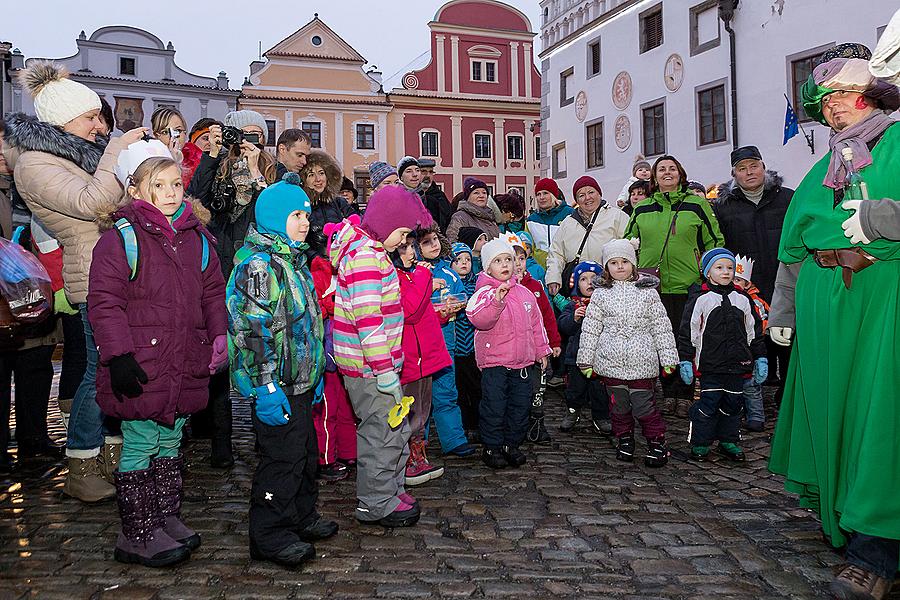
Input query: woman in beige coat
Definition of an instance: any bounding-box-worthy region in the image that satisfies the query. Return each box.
[4,62,147,502]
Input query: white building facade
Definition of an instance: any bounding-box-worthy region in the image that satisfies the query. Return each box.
[16,26,239,131]
[538,0,897,198]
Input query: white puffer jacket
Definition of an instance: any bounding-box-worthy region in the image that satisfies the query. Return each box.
[576,275,679,380]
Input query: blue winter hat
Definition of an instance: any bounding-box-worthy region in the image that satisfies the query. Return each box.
[451,242,472,260]
[700,247,736,278]
[572,260,602,297]
[368,161,397,188]
[517,231,535,251]
[255,172,311,245]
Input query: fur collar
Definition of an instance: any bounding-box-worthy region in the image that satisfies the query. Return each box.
[598,273,660,289]
[3,112,106,174]
[95,197,211,231]
[717,170,784,203]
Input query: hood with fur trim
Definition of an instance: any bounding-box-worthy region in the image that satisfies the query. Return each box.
[301,150,343,205]
[2,112,106,174]
[716,170,784,203]
[95,197,211,232]
[416,223,452,260]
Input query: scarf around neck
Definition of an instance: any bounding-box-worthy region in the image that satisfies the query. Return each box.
[824,110,895,189]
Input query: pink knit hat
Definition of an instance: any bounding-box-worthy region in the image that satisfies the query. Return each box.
[361,186,434,242]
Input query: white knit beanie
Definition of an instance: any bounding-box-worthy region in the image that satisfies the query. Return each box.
[481,238,515,272]
[602,238,639,267]
[224,110,268,144]
[18,61,101,127]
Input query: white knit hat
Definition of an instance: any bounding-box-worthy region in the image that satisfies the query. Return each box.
[223,110,268,144]
[115,140,174,185]
[18,62,101,127]
[602,238,639,267]
[481,238,515,272]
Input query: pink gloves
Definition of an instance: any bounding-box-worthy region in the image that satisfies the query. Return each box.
[208,335,228,374]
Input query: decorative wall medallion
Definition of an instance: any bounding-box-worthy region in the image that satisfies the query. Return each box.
[612,71,632,110]
[575,90,588,122]
[664,53,685,92]
[403,72,420,90]
[614,114,632,152]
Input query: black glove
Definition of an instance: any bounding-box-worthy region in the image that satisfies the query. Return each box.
[109,354,149,398]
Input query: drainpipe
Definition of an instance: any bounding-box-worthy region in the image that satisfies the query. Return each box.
[719,0,740,149]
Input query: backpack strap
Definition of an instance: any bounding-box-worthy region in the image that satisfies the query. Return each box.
[114,218,139,281]
[200,231,210,273]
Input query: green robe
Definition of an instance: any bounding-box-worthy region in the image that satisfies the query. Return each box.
[769,123,900,549]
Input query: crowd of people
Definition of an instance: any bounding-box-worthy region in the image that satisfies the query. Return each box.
[1,35,899,599]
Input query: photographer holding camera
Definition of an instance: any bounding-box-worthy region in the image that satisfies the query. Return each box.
[186,109,276,469]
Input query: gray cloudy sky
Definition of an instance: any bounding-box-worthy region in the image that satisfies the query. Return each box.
[4,0,543,89]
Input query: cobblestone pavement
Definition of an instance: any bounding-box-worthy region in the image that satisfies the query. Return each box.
[1,381,897,599]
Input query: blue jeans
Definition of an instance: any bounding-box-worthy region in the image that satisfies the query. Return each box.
[66,304,104,452]
[480,366,532,449]
[743,379,764,424]
[430,364,467,453]
[847,533,900,579]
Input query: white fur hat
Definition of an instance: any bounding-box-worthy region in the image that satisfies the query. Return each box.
[735,254,755,281]
[223,110,268,144]
[18,62,101,127]
[481,238,515,271]
[602,238,639,266]
[115,140,174,185]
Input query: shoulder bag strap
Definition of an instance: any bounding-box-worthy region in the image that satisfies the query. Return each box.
[573,206,602,262]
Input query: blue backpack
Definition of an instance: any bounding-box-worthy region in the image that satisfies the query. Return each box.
[114,218,211,280]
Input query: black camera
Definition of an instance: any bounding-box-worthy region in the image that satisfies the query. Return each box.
[209,178,236,213]
[221,126,261,148]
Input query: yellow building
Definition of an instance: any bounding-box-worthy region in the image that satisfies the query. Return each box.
[239,14,392,199]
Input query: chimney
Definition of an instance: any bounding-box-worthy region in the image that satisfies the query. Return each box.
[249,60,265,76]
[367,66,383,85]
[216,71,229,89]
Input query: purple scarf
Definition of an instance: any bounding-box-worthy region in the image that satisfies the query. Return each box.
[825,110,895,189]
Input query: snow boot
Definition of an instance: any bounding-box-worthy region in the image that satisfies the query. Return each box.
[152,455,200,551]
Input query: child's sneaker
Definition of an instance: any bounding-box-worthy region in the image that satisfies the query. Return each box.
[644,437,669,468]
[501,445,527,467]
[481,448,508,469]
[690,445,710,461]
[616,434,635,462]
[717,442,746,462]
[559,408,580,432]
[592,419,612,435]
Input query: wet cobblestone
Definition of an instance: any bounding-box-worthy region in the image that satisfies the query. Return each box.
[1,382,898,599]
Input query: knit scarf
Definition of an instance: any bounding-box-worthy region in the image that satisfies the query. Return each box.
[824,110,895,189]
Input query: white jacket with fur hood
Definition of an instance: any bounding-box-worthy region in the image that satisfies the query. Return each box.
[577,275,679,380]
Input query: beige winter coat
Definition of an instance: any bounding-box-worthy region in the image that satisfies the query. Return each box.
[546,203,630,287]
[11,136,127,305]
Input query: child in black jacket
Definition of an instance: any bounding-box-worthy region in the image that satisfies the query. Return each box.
[677,248,767,462]
[557,261,610,435]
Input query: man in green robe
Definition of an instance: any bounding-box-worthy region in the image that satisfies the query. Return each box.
[768,43,900,600]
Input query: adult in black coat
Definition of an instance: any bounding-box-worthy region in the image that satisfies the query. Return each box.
[300,150,355,256]
[419,158,453,233]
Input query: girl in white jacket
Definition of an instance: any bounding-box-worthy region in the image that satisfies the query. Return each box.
[577,238,678,467]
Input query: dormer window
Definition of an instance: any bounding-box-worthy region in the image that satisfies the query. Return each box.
[467,44,501,84]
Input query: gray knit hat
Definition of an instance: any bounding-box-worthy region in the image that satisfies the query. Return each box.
[224,110,268,144]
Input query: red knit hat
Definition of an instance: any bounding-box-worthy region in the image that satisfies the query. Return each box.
[534,177,563,200]
[572,175,602,199]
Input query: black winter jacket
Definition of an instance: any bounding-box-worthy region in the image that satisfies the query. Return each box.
[711,172,793,303]
[309,196,354,257]
[677,282,765,376]
[557,300,589,366]
[423,184,453,233]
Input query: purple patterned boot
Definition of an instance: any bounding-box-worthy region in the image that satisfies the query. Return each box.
[152,455,201,551]
[114,468,190,567]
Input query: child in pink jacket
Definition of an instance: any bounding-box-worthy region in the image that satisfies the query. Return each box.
[465,239,551,470]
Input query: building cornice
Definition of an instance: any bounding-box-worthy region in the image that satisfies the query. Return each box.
[429,22,536,42]
[70,73,240,97]
[539,0,643,58]
[389,88,540,105]
[239,94,393,110]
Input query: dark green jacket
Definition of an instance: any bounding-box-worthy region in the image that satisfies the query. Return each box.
[624,189,724,295]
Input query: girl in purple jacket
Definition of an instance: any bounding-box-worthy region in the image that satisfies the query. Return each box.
[88,141,227,568]
[465,238,551,470]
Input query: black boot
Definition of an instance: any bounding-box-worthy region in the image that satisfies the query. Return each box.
[644,437,669,468]
[501,445,527,467]
[526,413,552,445]
[296,517,339,542]
[616,434,635,462]
[481,448,508,470]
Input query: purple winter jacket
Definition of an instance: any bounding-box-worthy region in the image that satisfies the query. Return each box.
[88,199,227,425]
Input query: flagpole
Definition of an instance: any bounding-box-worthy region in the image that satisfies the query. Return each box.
[784,93,815,154]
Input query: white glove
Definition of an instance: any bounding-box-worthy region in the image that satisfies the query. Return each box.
[769,326,794,347]
[841,200,872,245]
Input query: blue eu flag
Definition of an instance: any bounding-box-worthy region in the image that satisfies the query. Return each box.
[784,97,800,145]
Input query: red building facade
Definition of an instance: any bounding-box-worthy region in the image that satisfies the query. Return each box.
[388,0,542,201]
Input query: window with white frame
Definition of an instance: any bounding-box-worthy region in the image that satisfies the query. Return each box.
[507,135,524,160]
[355,123,375,150]
[586,119,604,169]
[421,131,439,157]
[475,133,492,158]
[301,121,322,148]
[587,38,601,78]
[471,59,498,83]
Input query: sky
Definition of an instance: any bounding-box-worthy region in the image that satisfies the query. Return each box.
[4,0,543,90]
